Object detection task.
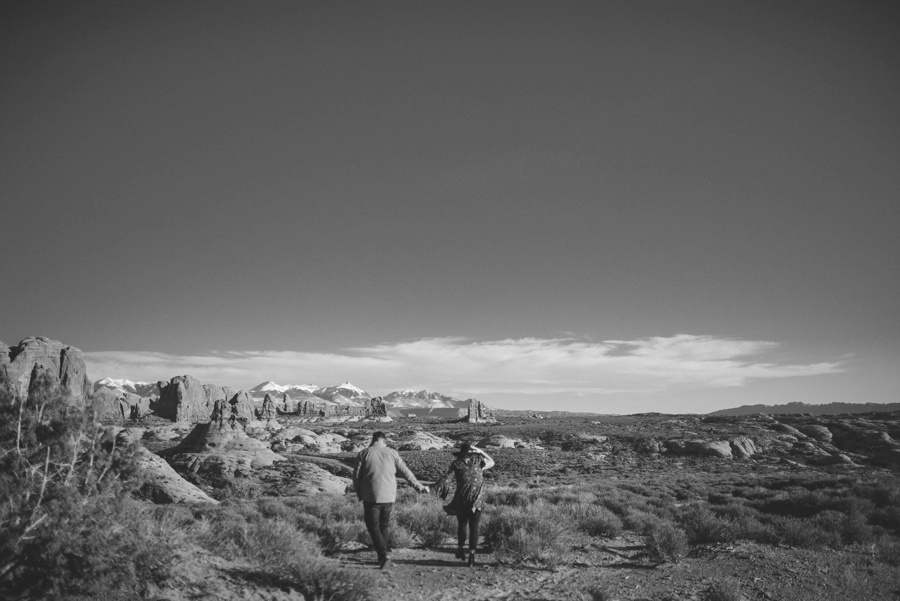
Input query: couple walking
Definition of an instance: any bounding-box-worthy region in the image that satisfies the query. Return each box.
[352,432,494,568]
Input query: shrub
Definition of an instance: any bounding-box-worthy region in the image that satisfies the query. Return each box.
[707,577,742,601]
[0,379,158,599]
[645,522,688,563]
[244,554,374,601]
[766,515,839,549]
[679,504,732,544]
[563,503,623,538]
[874,536,900,567]
[583,582,615,601]
[395,496,454,548]
[483,501,569,568]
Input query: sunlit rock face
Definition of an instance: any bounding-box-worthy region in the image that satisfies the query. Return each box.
[0,337,92,405]
[154,376,255,423]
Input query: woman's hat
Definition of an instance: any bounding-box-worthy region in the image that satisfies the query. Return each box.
[455,442,473,456]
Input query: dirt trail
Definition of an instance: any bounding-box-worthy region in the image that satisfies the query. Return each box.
[335,540,900,601]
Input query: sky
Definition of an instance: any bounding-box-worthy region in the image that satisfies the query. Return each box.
[2,1,898,413]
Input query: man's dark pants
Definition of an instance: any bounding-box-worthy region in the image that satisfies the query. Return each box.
[363,502,393,560]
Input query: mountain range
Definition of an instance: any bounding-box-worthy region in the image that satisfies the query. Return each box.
[93,378,471,413]
[709,401,900,417]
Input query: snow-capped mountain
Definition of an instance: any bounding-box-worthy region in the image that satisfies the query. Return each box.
[249,381,318,399]
[94,377,158,397]
[312,382,370,407]
[383,389,465,409]
[247,381,370,407]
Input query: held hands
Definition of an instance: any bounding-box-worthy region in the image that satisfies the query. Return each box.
[414,483,429,494]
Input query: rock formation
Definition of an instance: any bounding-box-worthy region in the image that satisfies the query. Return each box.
[155,376,254,423]
[261,393,276,420]
[367,396,388,417]
[0,337,92,405]
[93,388,155,422]
[466,398,496,423]
[136,447,218,504]
[159,400,285,487]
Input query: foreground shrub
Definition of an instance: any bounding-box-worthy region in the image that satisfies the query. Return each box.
[483,501,569,568]
[193,506,322,564]
[645,522,688,563]
[707,577,742,601]
[0,380,158,599]
[678,504,732,544]
[766,515,839,549]
[395,496,454,548]
[874,536,900,567]
[560,502,623,538]
[248,556,375,601]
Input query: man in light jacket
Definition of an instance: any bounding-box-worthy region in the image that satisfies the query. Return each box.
[353,431,428,568]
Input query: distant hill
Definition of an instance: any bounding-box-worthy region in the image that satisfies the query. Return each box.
[709,401,900,417]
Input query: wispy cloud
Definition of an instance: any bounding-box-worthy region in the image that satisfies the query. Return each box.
[84,334,842,402]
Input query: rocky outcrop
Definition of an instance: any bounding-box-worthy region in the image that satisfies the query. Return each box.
[0,337,92,405]
[136,447,218,504]
[160,399,286,487]
[797,424,833,443]
[157,375,209,422]
[729,436,758,459]
[92,388,154,422]
[155,376,255,424]
[666,439,733,459]
[397,431,454,451]
[271,428,357,453]
[367,396,388,417]
[466,398,496,423]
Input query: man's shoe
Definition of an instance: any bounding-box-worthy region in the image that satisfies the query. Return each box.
[379,557,392,570]
[455,548,466,560]
[467,550,476,567]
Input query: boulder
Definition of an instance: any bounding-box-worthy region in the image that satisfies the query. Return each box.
[769,423,807,438]
[135,447,218,504]
[277,461,351,495]
[729,436,758,459]
[397,432,454,451]
[0,337,92,405]
[636,438,663,454]
[477,434,517,448]
[809,453,858,467]
[666,439,733,459]
[798,425,833,443]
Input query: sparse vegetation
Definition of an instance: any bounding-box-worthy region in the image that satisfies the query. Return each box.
[4,384,900,599]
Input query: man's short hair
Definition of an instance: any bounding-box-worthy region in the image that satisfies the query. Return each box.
[372,431,387,442]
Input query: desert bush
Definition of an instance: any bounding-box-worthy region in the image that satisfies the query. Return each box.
[583,582,615,601]
[483,501,569,568]
[389,523,416,549]
[814,509,873,545]
[645,522,688,563]
[711,504,777,544]
[871,505,900,534]
[766,515,839,549]
[0,379,163,599]
[561,503,623,538]
[707,577,742,601]
[874,536,900,567]
[395,496,454,548]
[678,504,732,544]
[194,506,322,563]
[486,486,534,507]
[242,553,374,601]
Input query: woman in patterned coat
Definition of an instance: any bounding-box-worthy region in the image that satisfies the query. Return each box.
[434,442,495,566]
